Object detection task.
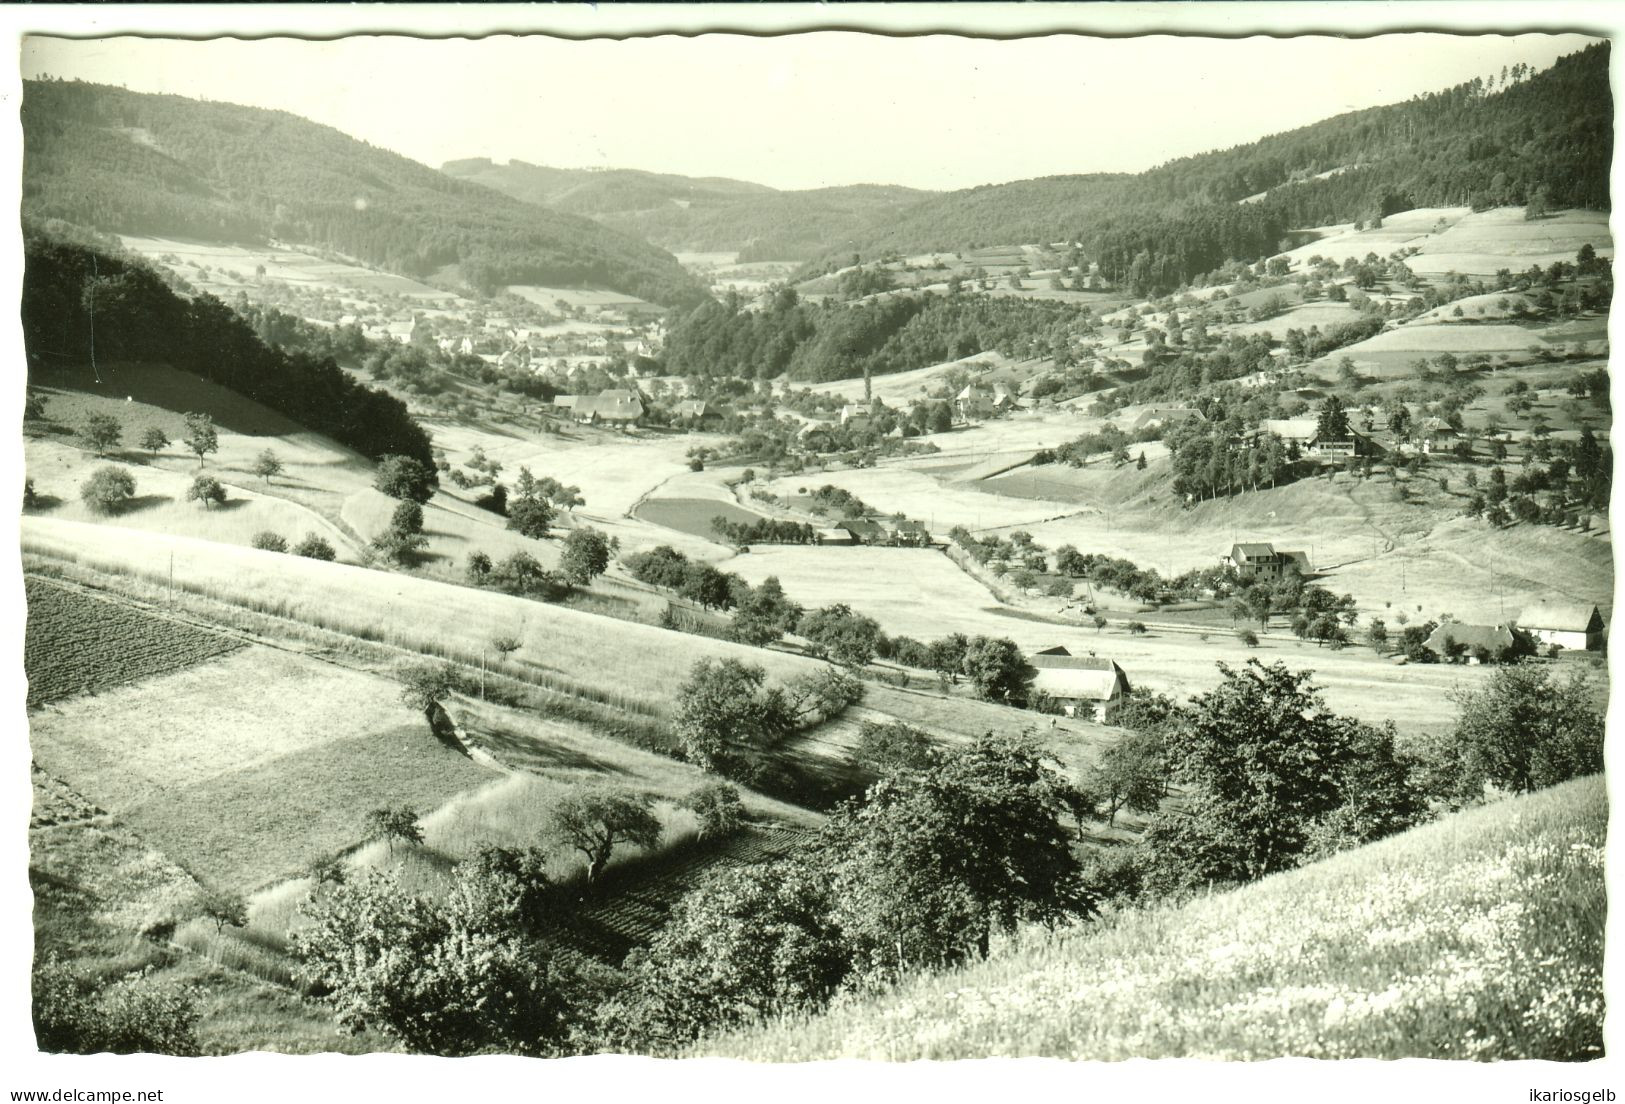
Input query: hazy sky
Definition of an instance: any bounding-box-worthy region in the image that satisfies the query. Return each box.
[20,31,1606,191]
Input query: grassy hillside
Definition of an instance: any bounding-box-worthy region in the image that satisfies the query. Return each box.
[699,774,1605,1060]
[22,80,709,307]
[442,158,932,261]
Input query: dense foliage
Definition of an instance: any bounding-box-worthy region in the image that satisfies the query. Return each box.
[661,289,1091,382]
[23,79,708,306]
[23,233,435,467]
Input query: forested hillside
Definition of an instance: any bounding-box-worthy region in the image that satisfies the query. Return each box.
[443,158,933,261]
[809,43,1612,294]
[661,288,1085,382]
[23,231,435,467]
[21,80,711,307]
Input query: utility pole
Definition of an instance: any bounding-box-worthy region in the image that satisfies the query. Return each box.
[168,552,174,607]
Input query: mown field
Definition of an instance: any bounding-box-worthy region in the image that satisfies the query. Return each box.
[632,497,770,542]
[699,775,1606,1061]
[23,517,827,718]
[24,578,243,706]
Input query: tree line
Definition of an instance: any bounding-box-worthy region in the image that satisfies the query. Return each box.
[22,232,435,469]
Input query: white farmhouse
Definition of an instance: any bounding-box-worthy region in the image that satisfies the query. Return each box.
[1515,601,1606,652]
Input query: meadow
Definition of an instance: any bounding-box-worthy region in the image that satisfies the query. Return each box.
[22,516,824,717]
[631,496,769,542]
[699,774,1606,1061]
[119,235,458,302]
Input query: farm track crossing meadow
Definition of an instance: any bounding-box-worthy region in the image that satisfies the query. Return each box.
[24,577,244,706]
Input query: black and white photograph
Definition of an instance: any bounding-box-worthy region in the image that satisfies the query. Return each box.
[5,3,1618,1099]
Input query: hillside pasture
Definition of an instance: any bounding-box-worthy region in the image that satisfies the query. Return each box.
[1321,322,1551,377]
[27,362,377,539]
[26,439,359,559]
[702,775,1605,1060]
[119,235,457,302]
[764,465,1074,534]
[1226,298,1364,339]
[1276,207,1470,267]
[1404,206,1612,276]
[22,517,826,717]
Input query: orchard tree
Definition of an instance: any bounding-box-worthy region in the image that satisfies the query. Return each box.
[1448,667,1603,796]
[546,784,662,884]
[292,865,585,1056]
[139,426,170,457]
[506,468,556,539]
[1086,729,1165,827]
[293,533,337,561]
[926,633,970,684]
[252,449,284,485]
[182,412,218,467]
[192,888,249,934]
[79,466,135,515]
[597,860,848,1051]
[959,636,1035,704]
[397,662,459,731]
[366,806,424,854]
[1144,659,1422,888]
[186,474,227,510]
[729,576,802,647]
[854,719,938,777]
[374,454,436,503]
[671,658,794,776]
[826,731,1094,973]
[372,499,427,564]
[798,603,882,667]
[559,527,615,585]
[80,414,122,457]
[682,781,745,840]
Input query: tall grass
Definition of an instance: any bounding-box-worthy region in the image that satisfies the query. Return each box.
[698,776,1606,1061]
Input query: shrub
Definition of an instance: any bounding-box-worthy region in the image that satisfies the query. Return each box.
[1237,629,1259,647]
[682,781,745,840]
[293,533,337,561]
[79,465,135,515]
[251,530,288,553]
[34,954,202,1056]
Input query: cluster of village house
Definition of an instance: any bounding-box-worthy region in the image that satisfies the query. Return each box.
[1033,544,1605,723]
[1225,539,1605,659]
[1128,404,1467,457]
[352,303,666,380]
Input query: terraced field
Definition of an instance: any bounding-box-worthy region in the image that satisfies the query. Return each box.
[24,578,243,706]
